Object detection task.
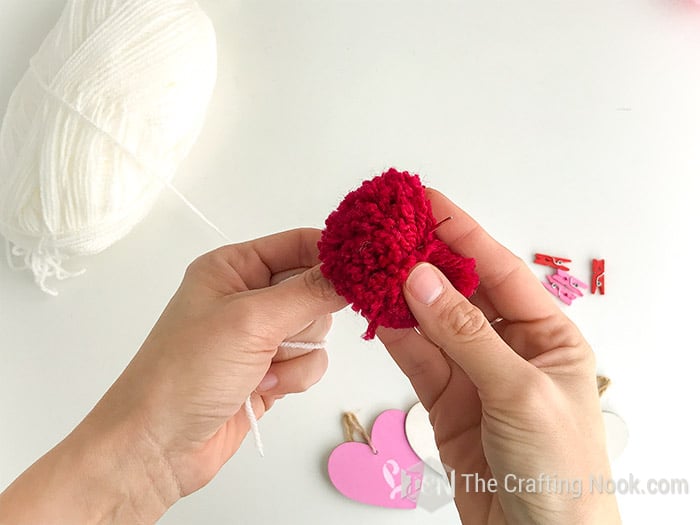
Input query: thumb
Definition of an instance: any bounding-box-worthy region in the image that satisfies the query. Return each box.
[237,265,347,340]
[403,263,528,393]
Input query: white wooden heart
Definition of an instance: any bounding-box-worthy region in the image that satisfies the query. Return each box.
[407,402,628,468]
[405,402,448,478]
[602,410,628,461]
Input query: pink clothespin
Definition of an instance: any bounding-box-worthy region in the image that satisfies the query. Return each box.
[543,279,578,306]
[550,269,588,297]
[534,253,571,272]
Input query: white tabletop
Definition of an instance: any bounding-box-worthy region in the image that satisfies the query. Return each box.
[2,1,699,523]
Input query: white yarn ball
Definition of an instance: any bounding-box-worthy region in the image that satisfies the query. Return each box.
[0,0,217,295]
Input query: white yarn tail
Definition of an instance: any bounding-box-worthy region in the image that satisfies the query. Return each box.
[5,239,85,296]
[244,397,264,457]
[244,340,327,457]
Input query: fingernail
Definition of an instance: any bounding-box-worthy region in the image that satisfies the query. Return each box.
[257,372,279,392]
[407,264,444,305]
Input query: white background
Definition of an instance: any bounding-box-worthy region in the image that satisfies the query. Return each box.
[1,1,699,523]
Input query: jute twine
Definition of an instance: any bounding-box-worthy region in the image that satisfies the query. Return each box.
[342,412,378,454]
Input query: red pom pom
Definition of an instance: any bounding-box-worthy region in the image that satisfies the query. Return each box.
[318,168,479,339]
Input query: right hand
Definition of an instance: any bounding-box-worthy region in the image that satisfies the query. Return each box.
[377,190,621,524]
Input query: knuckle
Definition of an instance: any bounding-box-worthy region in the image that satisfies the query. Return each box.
[440,299,488,342]
[184,254,206,279]
[582,343,596,371]
[574,342,597,377]
[550,319,586,349]
[185,245,239,281]
[539,318,596,372]
[401,355,438,382]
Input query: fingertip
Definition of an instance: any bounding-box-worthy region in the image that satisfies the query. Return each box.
[260,348,329,395]
[424,187,445,201]
[405,263,446,306]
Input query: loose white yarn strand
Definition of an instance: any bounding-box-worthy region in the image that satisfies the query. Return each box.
[152,190,331,460]
[162,181,232,242]
[165,188,274,458]
[279,340,327,351]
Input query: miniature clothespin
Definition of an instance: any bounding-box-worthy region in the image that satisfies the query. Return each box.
[550,269,588,297]
[534,253,572,272]
[591,259,605,295]
[543,278,578,305]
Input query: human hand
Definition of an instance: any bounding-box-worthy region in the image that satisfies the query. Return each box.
[0,228,346,524]
[378,191,621,524]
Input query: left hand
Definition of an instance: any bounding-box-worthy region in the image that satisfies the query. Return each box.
[0,228,347,524]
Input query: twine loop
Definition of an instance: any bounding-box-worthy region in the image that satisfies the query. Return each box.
[342,412,378,455]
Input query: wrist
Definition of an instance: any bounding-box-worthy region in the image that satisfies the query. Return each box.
[0,407,179,525]
[492,469,621,525]
[70,406,182,524]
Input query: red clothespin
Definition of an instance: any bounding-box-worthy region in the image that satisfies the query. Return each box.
[534,253,572,272]
[591,259,605,295]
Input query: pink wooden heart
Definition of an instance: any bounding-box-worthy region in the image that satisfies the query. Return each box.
[328,409,424,509]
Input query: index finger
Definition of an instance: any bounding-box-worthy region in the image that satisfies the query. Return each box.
[426,189,559,322]
[191,228,323,295]
[239,227,322,277]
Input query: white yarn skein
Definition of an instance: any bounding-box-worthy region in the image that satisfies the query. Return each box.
[0,0,217,295]
[0,0,313,459]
